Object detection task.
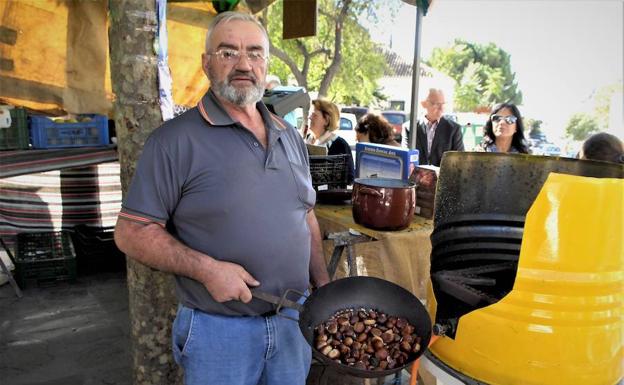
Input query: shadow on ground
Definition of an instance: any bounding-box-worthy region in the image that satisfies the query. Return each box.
[0,271,132,385]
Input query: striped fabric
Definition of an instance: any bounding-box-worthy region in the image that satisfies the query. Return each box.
[0,147,118,179]
[0,162,122,250]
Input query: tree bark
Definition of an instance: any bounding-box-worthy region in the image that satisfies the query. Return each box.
[108,1,182,384]
[318,0,351,97]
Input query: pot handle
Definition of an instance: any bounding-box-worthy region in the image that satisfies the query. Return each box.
[251,288,306,321]
[358,186,383,197]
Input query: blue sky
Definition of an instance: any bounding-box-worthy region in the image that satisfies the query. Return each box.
[363,0,623,141]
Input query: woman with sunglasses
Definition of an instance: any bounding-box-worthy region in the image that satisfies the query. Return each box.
[478,103,529,153]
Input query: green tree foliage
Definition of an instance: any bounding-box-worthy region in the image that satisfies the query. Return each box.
[593,82,622,128]
[565,112,600,140]
[427,39,523,112]
[261,0,391,105]
[525,118,544,137]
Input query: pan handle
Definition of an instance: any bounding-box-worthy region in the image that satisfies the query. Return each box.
[251,288,306,321]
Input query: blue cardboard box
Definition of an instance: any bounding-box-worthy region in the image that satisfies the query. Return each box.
[355,143,419,180]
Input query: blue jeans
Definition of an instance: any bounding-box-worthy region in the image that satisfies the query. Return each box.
[172,304,311,385]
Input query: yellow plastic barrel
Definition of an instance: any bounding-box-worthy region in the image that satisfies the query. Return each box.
[429,173,624,385]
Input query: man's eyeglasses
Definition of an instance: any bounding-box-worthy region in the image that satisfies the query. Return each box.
[207,48,267,65]
[491,115,518,124]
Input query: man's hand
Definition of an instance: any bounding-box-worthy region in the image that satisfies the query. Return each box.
[199,259,260,303]
[115,218,260,303]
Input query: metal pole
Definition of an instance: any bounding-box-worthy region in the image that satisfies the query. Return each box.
[408,6,423,150]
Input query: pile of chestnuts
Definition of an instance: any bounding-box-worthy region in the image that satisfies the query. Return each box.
[314,308,422,371]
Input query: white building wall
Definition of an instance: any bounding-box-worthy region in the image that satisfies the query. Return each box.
[378,68,455,115]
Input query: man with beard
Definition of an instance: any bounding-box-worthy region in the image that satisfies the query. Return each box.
[114,11,329,385]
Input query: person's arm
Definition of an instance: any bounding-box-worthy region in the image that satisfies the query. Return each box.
[114,218,259,302]
[306,210,330,288]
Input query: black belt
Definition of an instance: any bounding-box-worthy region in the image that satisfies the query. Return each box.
[259,309,277,317]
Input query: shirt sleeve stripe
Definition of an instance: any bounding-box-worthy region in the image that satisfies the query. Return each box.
[118,212,166,227]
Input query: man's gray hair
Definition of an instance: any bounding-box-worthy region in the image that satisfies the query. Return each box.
[426,88,444,100]
[205,11,269,55]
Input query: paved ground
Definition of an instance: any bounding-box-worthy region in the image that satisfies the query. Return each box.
[0,271,412,385]
[0,271,132,385]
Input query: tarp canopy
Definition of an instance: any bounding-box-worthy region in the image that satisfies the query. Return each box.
[0,1,231,115]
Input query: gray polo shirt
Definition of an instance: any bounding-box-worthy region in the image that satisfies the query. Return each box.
[120,90,316,316]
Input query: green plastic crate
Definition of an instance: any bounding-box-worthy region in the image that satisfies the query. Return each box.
[0,107,29,150]
[15,231,77,288]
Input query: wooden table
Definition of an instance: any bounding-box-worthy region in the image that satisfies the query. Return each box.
[315,203,434,300]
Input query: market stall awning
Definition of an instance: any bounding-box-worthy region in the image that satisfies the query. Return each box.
[0,1,221,115]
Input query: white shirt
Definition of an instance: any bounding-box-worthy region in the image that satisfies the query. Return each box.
[426,119,439,154]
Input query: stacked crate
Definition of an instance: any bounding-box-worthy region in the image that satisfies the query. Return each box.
[15,232,77,288]
[309,154,351,190]
[29,114,109,148]
[71,225,126,274]
[0,107,29,150]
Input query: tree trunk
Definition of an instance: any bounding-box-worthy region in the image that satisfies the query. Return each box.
[108,1,182,384]
[318,0,352,97]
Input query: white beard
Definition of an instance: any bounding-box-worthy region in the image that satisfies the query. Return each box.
[209,68,265,106]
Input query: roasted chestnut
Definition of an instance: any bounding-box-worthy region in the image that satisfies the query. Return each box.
[313,308,423,371]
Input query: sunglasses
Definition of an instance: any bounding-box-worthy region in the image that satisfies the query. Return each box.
[491,115,518,124]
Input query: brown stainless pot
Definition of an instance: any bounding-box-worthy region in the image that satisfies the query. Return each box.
[352,178,416,231]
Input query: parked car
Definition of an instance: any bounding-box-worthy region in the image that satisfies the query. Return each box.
[337,112,358,150]
[543,144,562,156]
[381,110,408,141]
[533,143,562,156]
[529,132,548,143]
[341,106,369,121]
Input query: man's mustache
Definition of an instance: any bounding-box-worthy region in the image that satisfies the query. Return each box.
[227,70,257,84]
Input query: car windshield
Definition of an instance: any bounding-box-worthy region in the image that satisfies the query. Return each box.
[383,113,406,125]
[340,118,354,130]
[341,107,368,121]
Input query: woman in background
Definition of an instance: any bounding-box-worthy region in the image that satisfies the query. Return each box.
[308,98,354,183]
[478,103,529,153]
[355,113,401,147]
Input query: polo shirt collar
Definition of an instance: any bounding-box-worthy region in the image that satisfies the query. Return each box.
[197,89,289,169]
[257,103,287,147]
[197,89,287,136]
[197,89,236,126]
[258,103,287,170]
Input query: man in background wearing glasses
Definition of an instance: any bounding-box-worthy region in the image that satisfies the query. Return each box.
[403,88,465,166]
[114,11,329,385]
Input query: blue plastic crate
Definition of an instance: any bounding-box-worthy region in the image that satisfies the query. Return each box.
[30,114,109,148]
